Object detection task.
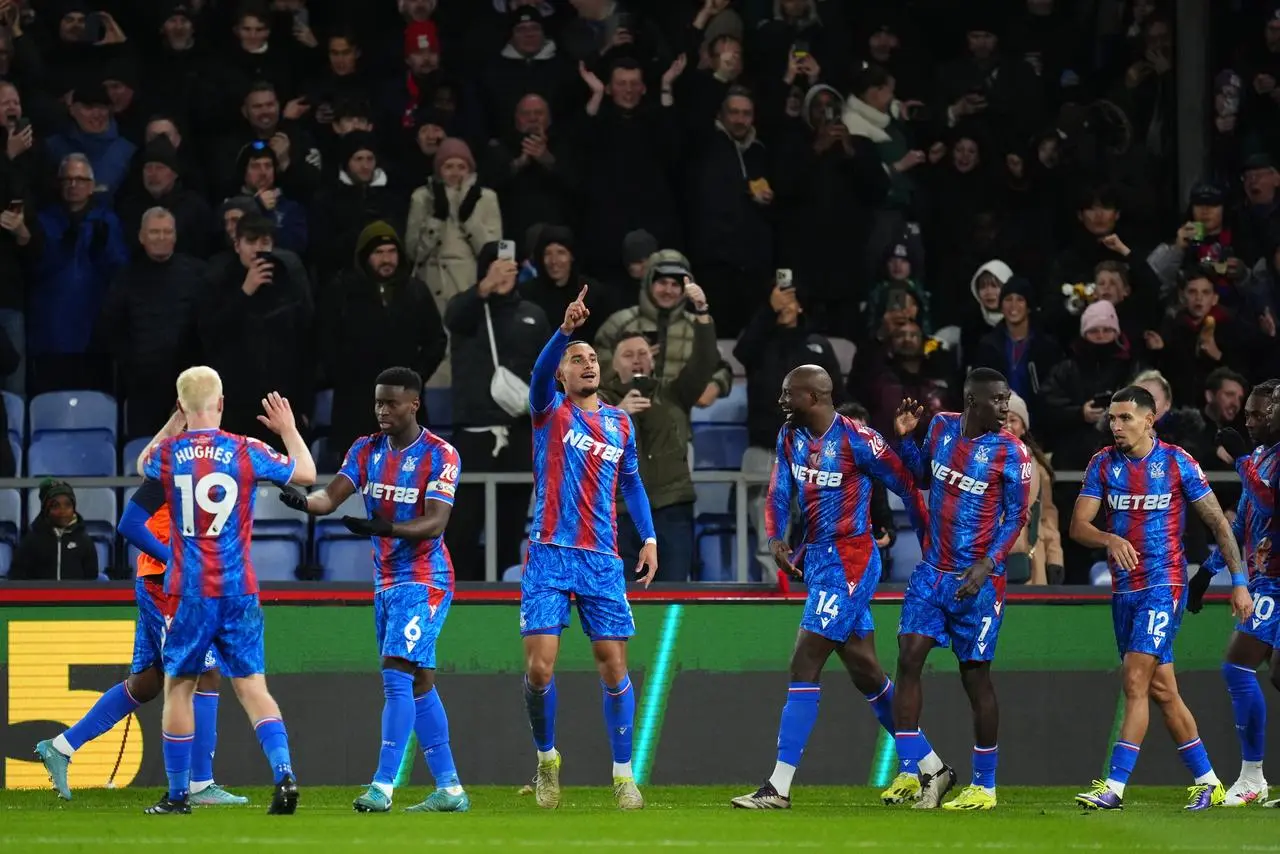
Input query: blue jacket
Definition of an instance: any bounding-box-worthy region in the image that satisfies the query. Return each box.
[46,120,138,201]
[268,195,308,256]
[28,202,129,355]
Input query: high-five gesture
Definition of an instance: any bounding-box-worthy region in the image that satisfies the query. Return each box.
[894,398,924,438]
[561,285,590,334]
[257,391,298,436]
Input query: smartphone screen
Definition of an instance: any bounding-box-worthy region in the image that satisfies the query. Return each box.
[497,240,516,262]
[776,269,794,291]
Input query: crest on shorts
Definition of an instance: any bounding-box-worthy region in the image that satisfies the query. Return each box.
[1148,460,1165,479]
[974,446,990,464]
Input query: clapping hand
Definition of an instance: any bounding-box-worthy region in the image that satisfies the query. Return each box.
[561,285,590,334]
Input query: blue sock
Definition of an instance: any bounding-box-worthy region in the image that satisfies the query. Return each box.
[162,731,193,801]
[863,677,895,734]
[1108,741,1140,784]
[414,688,460,790]
[1177,737,1214,780]
[894,729,931,775]
[253,717,293,783]
[602,674,636,766]
[373,669,415,787]
[1224,662,1266,763]
[523,675,557,752]
[776,682,821,767]
[972,744,998,789]
[191,691,219,785]
[64,682,141,751]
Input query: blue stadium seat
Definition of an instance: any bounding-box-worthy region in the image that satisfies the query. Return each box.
[27,487,116,541]
[1089,562,1110,585]
[717,339,745,378]
[691,424,748,470]
[122,437,150,473]
[424,387,452,428]
[2,389,22,441]
[692,382,748,424]
[695,526,760,582]
[30,391,118,443]
[0,488,19,543]
[94,540,111,576]
[9,435,21,476]
[27,435,117,476]
[251,485,308,542]
[0,541,11,577]
[313,389,334,432]
[251,538,302,582]
[314,489,367,536]
[318,537,375,582]
[694,482,731,520]
[502,564,523,582]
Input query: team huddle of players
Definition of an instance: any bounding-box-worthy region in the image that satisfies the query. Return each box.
[28,284,1280,815]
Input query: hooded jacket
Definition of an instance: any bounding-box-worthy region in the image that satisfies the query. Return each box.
[46,119,138,201]
[310,142,408,280]
[594,249,733,396]
[444,241,550,428]
[405,172,504,315]
[518,226,607,343]
[10,510,98,580]
[960,259,1013,363]
[319,221,447,450]
[687,120,772,272]
[600,316,719,511]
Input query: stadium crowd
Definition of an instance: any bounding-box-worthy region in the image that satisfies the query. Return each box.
[0,0,1277,585]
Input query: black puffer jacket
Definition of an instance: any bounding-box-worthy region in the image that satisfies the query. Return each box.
[10,514,97,581]
[444,242,551,428]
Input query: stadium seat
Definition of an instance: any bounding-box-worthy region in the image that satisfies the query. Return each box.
[888,534,922,582]
[27,435,117,477]
[122,437,150,473]
[694,482,732,519]
[0,541,11,577]
[717,339,745,378]
[695,526,761,582]
[691,424,748,470]
[314,489,367,536]
[310,437,329,468]
[9,435,21,476]
[502,564,523,582]
[93,540,111,576]
[424,387,452,428]
[27,487,116,541]
[692,382,747,424]
[251,538,302,582]
[828,337,857,377]
[29,391,118,443]
[317,537,375,582]
[1089,562,1110,585]
[0,488,19,543]
[313,389,334,432]
[252,485,308,542]
[2,389,21,441]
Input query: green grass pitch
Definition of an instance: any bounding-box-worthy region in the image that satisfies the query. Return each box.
[2,786,1278,852]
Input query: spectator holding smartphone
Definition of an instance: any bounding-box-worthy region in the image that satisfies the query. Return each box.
[599,286,719,582]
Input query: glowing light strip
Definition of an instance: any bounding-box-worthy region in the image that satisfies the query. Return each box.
[633,604,684,785]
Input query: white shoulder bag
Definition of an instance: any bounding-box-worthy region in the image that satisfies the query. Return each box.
[484,303,531,417]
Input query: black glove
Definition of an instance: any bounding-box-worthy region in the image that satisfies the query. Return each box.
[1186,565,1214,614]
[1217,427,1250,462]
[278,486,308,512]
[457,183,483,223]
[430,178,449,221]
[342,515,394,537]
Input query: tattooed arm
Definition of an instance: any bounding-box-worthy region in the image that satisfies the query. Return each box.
[1192,491,1253,621]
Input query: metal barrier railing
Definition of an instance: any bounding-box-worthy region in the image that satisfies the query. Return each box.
[0,470,1244,582]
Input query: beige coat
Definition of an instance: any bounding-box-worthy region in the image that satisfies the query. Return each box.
[405,174,503,315]
[1012,460,1063,584]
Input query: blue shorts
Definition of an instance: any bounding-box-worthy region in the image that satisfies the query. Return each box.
[375,583,452,669]
[798,542,881,643]
[898,564,1006,662]
[132,576,218,675]
[1234,580,1280,649]
[520,542,635,641]
[163,594,265,678]
[1112,584,1185,664]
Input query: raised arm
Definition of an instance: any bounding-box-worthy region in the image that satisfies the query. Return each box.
[137,409,187,477]
[256,391,316,486]
[891,402,932,482]
[531,285,590,412]
[117,480,170,564]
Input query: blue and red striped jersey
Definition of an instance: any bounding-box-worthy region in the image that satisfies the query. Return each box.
[530,391,639,556]
[142,428,296,598]
[899,413,1032,574]
[1080,439,1212,593]
[1205,443,1279,582]
[767,415,920,586]
[337,428,459,592]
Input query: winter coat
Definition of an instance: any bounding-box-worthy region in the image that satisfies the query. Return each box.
[687,121,772,273]
[28,201,130,356]
[594,249,733,397]
[736,305,844,449]
[478,39,575,136]
[405,174,503,315]
[972,322,1063,416]
[1040,338,1142,469]
[10,513,98,581]
[842,95,914,210]
[309,168,408,280]
[45,121,137,201]
[481,131,577,245]
[600,317,719,510]
[443,284,549,429]
[117,186,213,260]
[319,222,447,449]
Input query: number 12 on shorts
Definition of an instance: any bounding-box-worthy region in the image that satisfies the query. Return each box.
[1146,610,1169,641]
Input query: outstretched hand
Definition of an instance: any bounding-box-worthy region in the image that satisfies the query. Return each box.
[1216,428,1250,462]
[256,391,297,436]
[894,398,924,438]
[278,486,309,513]
[561,284,590,334]
[343,515,393,537]
[636,540,659,587]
